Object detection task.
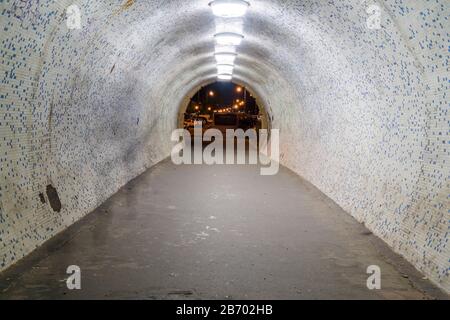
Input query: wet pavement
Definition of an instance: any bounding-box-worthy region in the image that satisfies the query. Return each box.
[0,158,447,299]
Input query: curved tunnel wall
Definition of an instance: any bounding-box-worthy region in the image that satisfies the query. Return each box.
[0,0,448,292]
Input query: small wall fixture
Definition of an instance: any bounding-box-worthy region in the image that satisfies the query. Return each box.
[209,0,250,18]
[214,32,244,46]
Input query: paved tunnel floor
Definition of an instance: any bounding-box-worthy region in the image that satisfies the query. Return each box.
[0,158,447,300]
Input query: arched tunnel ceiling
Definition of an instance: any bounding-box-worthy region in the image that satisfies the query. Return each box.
[0,0,448,292]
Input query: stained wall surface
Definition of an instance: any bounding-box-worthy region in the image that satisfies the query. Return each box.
[0,0,448,292]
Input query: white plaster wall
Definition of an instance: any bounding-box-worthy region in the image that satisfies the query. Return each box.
[0,0,448,292]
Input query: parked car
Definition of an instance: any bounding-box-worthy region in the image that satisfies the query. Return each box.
[213,113,254,134]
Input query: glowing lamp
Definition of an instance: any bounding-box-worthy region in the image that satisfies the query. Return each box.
[215,52,237,64]
[217,64,234,74]
[218,74,233,81]
[215,45,236,54]
[209,0,250,18]
[214,32,244,46]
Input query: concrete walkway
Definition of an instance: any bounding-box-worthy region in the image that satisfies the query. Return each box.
[0,159,446,299]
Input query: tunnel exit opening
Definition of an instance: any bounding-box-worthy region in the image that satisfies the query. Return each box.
[177,81,270,132]
[173,81,278,174]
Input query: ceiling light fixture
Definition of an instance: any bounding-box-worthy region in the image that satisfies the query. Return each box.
[215,45,236,54]
[214,52,237,64]
[209,0,250,18]
[217,74,233,81]
[217,64,234,74]
[214,32,244,46]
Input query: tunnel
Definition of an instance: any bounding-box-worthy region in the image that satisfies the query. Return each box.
[0,0,448,299]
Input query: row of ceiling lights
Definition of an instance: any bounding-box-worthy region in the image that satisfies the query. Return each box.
[209,0,250,81]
